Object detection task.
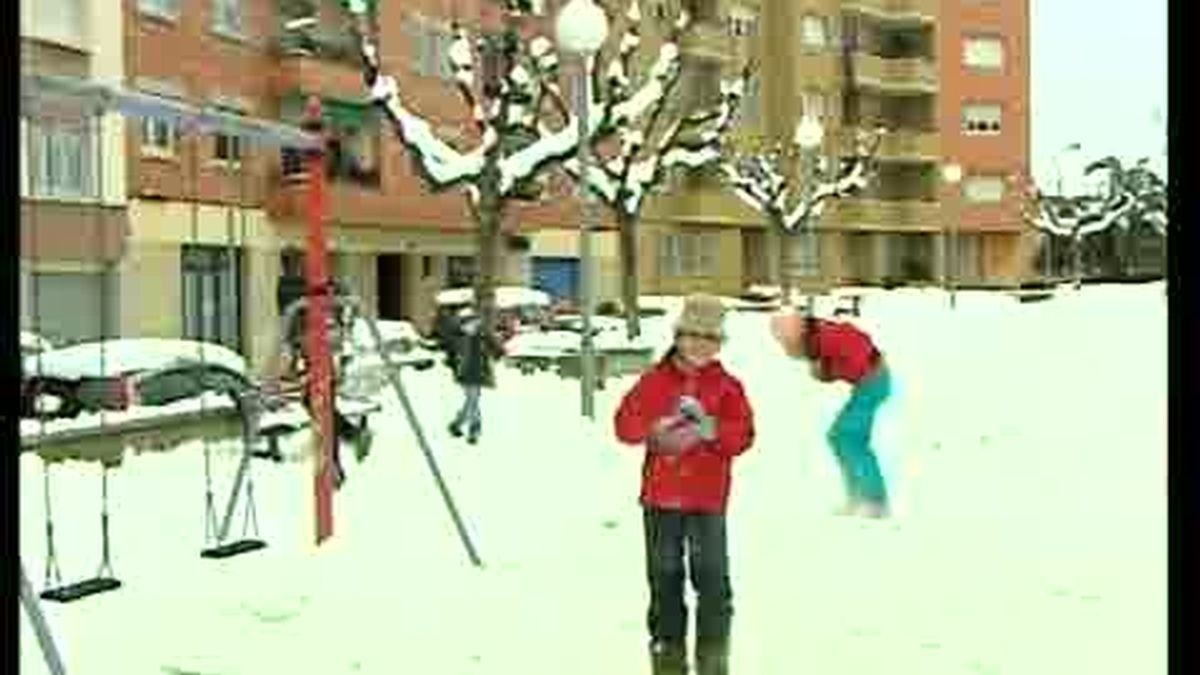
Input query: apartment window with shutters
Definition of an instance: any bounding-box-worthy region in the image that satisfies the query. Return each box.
[963,35,1004,70]
[800,15,828,50]
[29,119,94,200]
[963,175,1006,203]
[961,103,1002,135]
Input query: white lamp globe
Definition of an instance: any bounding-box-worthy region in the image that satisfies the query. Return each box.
[555,0,610,55]
[794,115,825,150]
[942,163,963,184]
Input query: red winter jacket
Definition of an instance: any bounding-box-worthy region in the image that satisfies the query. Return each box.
[613,355,755,514]
[805,318,883,384]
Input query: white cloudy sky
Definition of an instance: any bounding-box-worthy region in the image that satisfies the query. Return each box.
[1030,0,1167,193]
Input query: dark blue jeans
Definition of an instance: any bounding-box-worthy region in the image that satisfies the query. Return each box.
[643,507,733,646]
[827,366,892,505]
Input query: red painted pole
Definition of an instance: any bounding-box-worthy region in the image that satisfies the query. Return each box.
[302,96,335,545]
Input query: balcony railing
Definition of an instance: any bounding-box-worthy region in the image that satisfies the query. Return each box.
[679,19,736,62]
[275,27,361,64]
[851,53,937,92]
[831,198,942,230]
[839,126,938,161]
[842,0,938,22]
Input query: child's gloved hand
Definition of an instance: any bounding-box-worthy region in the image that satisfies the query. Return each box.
[677,396,717,442]
[649,415,701,454]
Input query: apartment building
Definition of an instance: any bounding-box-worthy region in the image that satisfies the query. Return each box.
[564,0,1032,296]
[116,0,582,371]
[20,0,128,344]
[939,0,1033,286]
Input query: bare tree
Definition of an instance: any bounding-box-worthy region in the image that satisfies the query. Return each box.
[561,1,749,339]
[720,123,883,302]
[338,0,697,332]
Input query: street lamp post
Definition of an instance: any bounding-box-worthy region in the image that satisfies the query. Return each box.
[793,115,824,311]
[556,0,608,419]
[941,162,963,309]
[1050,142,1082,279]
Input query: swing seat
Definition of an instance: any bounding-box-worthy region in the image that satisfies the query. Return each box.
[200,538,267,559]
[40,577,122,603]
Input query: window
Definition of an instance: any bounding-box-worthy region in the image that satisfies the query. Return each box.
[660,232,720,277]
[953,234,983,281]
[141,118,178,156]
[182,245,242,352]
[33,0,85,45]
[800,15,828,49]
[404,17,456,80]
[139,0,180,20]
[801,90,828,121]
[728,9,758,38]
[963,36,1004,70]
[212,104,245,163]
[326,118,380,187]
[683,0,719,23]
[963,175,1006,203]
[212,0,243,36]
[961,103,1001,135]
[789,231,821,278]
[741,77,761,124]
[29,120,93,199]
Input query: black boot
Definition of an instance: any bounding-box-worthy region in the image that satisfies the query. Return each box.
[695,640,729,675]
[448,422,463,438]
[649,640,687,675]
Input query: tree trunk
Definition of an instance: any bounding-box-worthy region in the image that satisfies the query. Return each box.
[618,211,641,340]
[772,214,792,306]
[475,165,503,335]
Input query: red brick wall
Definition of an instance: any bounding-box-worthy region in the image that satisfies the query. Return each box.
[938,0,1030,231]
[125,0,591,234]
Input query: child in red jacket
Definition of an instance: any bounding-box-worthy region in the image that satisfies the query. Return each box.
[770,309,892,518]
[614,294,755,675]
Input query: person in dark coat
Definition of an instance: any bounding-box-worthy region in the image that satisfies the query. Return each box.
[448,310,504,445]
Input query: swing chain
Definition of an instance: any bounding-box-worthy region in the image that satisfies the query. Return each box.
[96,466,116,579]
[41,463,62,589]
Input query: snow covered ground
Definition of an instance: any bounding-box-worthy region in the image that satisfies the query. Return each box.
[19,283,1167,675]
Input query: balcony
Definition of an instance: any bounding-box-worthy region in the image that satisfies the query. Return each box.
[840,127,939,163]
[842,0,938,23]
[851,53,937,93]
[830,198,942,231]
[679,19,736,62]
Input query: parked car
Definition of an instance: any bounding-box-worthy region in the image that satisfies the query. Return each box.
[432,286,553,346]
[337,319,438,399]
[20,331,55,358]
[20,339,258,421]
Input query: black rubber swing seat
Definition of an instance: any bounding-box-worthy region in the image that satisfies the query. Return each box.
[200,539,267,559]
[40,577,123,603]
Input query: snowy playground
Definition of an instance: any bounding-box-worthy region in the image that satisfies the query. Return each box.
[19,282,1167,675]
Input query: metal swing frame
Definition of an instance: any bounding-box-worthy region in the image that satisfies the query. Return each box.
[19,72,322,675]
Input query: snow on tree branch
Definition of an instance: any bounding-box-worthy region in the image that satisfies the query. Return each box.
[721,123,884,231]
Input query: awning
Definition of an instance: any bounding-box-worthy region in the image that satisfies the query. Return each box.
[21,73,320,149]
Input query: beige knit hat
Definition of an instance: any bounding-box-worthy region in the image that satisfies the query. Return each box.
[674,293,727,339]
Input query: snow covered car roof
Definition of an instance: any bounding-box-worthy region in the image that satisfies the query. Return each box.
[23,338,247,380]
[20,331,55,354]
[435,286,551,308]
